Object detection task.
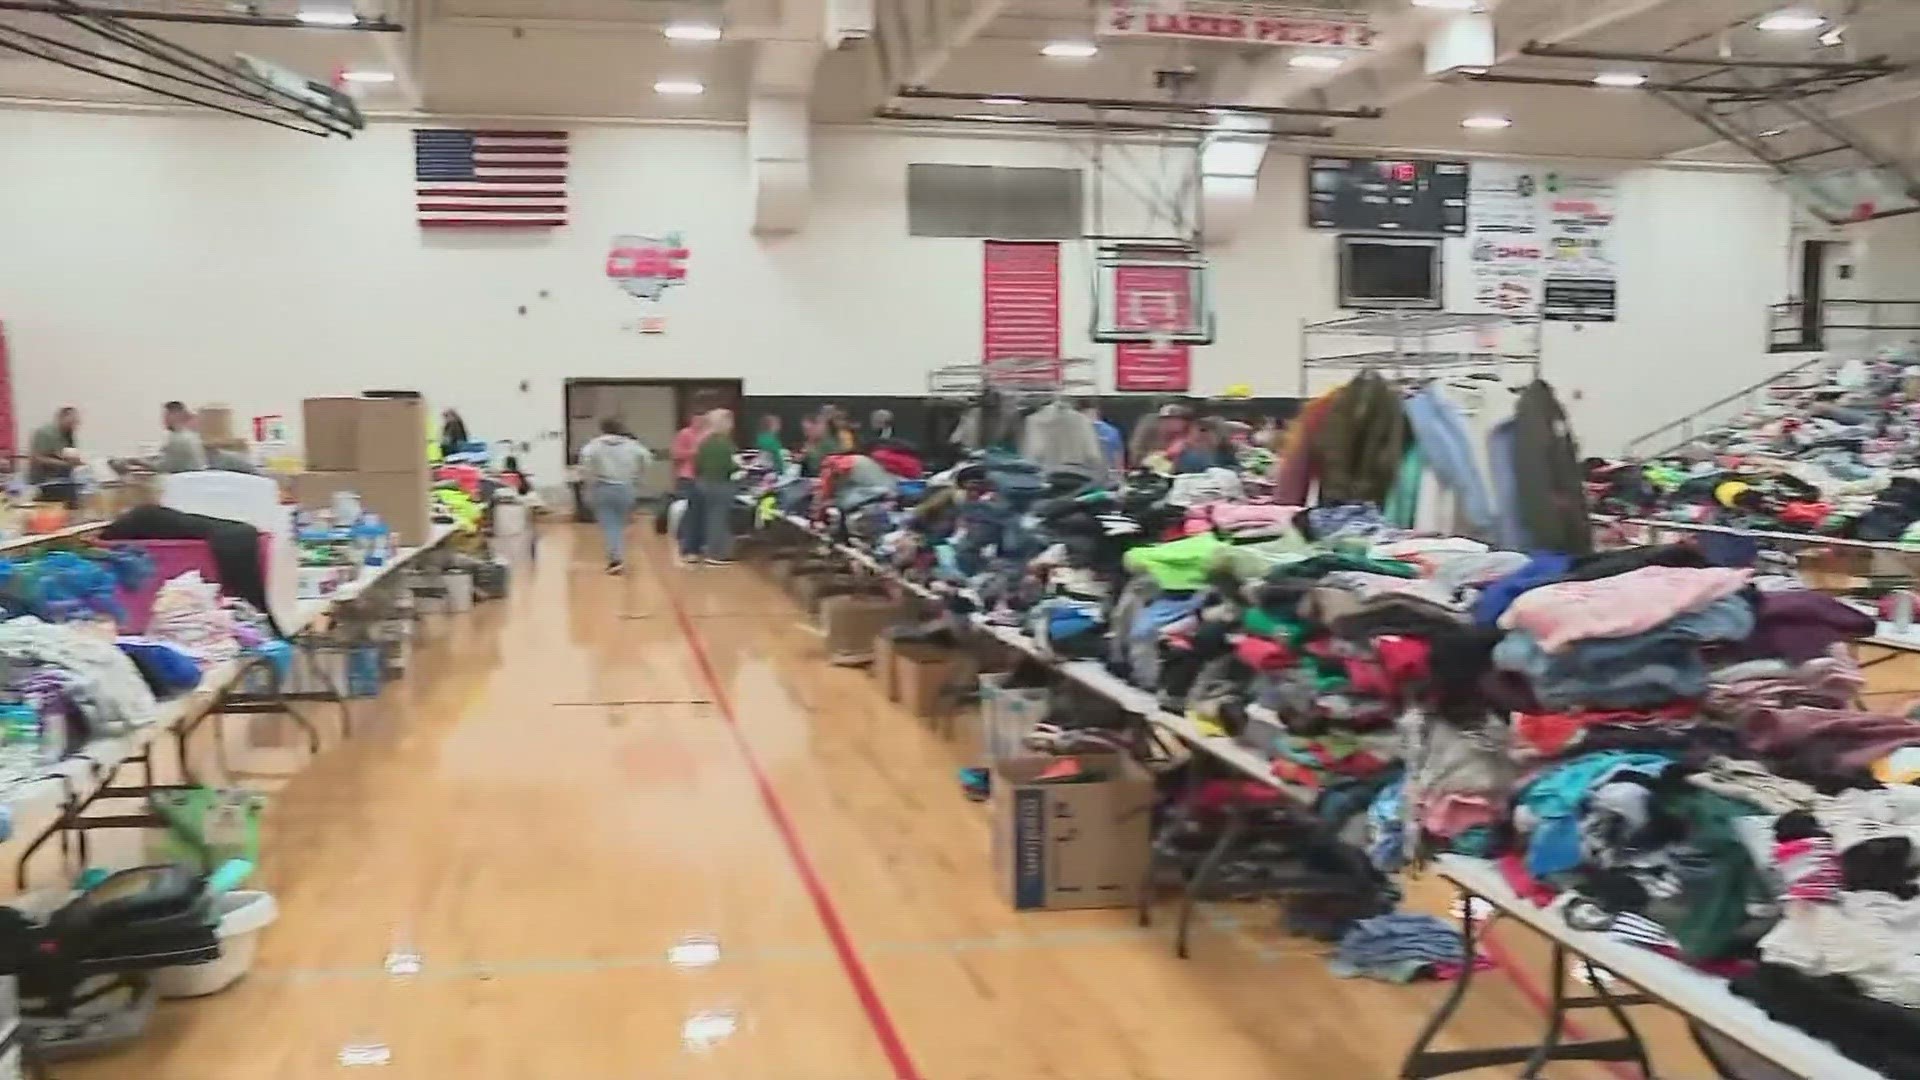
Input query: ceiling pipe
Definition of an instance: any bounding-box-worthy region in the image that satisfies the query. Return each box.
[875,108,1332,138]
[1521,42,1899,72]
[897,86,1381,120]
[1465,72,1842,95]
[0,1,403,30]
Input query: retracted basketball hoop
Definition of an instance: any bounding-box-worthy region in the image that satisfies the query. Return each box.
[1091,237,1217,346]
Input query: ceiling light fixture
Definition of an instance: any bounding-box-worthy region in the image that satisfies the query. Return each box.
[663,22,722,41]
[295,8,360,25]
[1288,53,1345,70]
[1592,71,1648,87]
[1412,0,1480,10]
[979,96,1027,105]
[1757,127,1786,137]
[1461,114,1512,129]
[653,79,705,95]
[1757,10,1825,31]
[1040,41,1098,58]
[341,69,396,83]
[1819,25,1845,45]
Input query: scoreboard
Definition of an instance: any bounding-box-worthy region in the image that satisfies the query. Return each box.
[1307,156,1470,235]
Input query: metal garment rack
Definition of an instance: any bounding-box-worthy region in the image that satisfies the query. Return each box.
[926,356,1099,400]
[1298,311,1544,396]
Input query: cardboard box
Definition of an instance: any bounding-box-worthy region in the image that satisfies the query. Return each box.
[356,396,427,472]
[290,470,431,546]
[873,631,899,701]
[302,398,363,471]
[990,753,1154,912]
[197,404,236,443]
[820,594,905,664]
[980,673,1050,764]
[894,643,976,721]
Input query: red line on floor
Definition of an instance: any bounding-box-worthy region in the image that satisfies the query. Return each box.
[643,549,925,1080]
[1481,929,1642,1080]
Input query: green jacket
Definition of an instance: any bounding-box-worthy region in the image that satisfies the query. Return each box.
[1313,372,1409,506]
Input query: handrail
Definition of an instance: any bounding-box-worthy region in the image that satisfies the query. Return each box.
[1623,352,1830,459]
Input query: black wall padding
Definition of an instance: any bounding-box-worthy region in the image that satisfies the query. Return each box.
[739,394,1302,470]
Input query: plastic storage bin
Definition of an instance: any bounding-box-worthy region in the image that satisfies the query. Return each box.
[152,891,278,998]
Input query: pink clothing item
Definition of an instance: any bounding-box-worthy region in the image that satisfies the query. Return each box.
[1206,503,1302,532]
[1774,836,1841,902]
[1424,793,1499,838]
[670,425,702,480]
[1498,566,1753,653]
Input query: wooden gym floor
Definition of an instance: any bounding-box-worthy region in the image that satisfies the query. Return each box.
[55,521,1906,1079]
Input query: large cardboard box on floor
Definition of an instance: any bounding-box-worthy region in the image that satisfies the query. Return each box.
[819,594,906,665]
[893,642,976,722]
[290,469,432,546]
[980,673,1050,764]
[990,753,1154,912]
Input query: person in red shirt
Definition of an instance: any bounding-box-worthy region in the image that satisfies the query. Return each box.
[667,413,708,556]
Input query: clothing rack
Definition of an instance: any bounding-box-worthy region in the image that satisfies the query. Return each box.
[1298,311,1543,397]
[926,356,1098,400]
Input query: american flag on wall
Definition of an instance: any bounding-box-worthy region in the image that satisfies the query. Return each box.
[413,128,569,228]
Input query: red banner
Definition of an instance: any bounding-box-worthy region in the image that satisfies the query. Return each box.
[982,241,1061,363]
[1112,262,1192,392]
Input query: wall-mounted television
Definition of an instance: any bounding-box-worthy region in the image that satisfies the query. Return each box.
[1338,235,1443,309]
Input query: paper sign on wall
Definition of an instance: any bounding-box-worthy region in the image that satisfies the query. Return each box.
[1465,163,1546,316]
[1540,172,1619,322]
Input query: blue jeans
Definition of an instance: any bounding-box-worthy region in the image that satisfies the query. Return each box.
[681,478,736,560]
[589,481,636,564]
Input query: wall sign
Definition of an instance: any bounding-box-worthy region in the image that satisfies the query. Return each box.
[1465,163,1546,315]
[606,233,690,301]
[1099,0,1376,47]
[1541,172,1619,322]
[982,241,1061,365]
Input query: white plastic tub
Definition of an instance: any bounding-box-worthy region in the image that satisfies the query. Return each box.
[152,891,278,999]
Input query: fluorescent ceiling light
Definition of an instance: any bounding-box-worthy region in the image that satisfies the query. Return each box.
[1758,127,1786,137]
[1461,114,1511,129]
[1412,0,1480,10]
[295,8,359,25]
[1040,41,1098,58]
[653,79,705,95]
[1592,71,1648,87]
[341,69,395,83]
[1757,10,1824,31]
[1819,26,1845,45]
[979,96,1027,105]
[663,22,722,41]
[1289,53,1345,70]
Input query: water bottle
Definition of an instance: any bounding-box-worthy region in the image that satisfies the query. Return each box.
[349,515,380,566]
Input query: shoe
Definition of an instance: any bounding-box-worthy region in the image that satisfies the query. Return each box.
[606,561,624,575]
[704,557,736,566]
[677,554,699,566]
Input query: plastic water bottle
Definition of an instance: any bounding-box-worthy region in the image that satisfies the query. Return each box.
[349,515,380,566]
[363,513,392,566]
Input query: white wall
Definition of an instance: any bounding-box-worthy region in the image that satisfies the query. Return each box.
[0,109,1791,478]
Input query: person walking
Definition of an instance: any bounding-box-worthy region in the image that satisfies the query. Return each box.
[680,408,740,566]
[667,410,708,553]
[579,417,652,574]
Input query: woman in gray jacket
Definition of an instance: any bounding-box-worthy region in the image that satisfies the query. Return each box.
[579,418,653,574]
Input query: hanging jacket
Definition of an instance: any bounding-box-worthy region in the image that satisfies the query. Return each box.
[1313,373,1409,506]
[1404,384,1496,534]
[1511,380,1593,555]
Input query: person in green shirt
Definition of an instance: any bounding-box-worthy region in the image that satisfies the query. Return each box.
[682,409,740,565]
[754,414,789,472]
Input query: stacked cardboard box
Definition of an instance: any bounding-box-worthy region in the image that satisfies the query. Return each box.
[290,396,431,544]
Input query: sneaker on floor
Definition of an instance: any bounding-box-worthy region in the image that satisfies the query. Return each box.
[606,561,625,575]
[704,557,735,566]
[677,553,700,566]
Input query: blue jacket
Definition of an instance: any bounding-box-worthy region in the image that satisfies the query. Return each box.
[1404,385,1496,534]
